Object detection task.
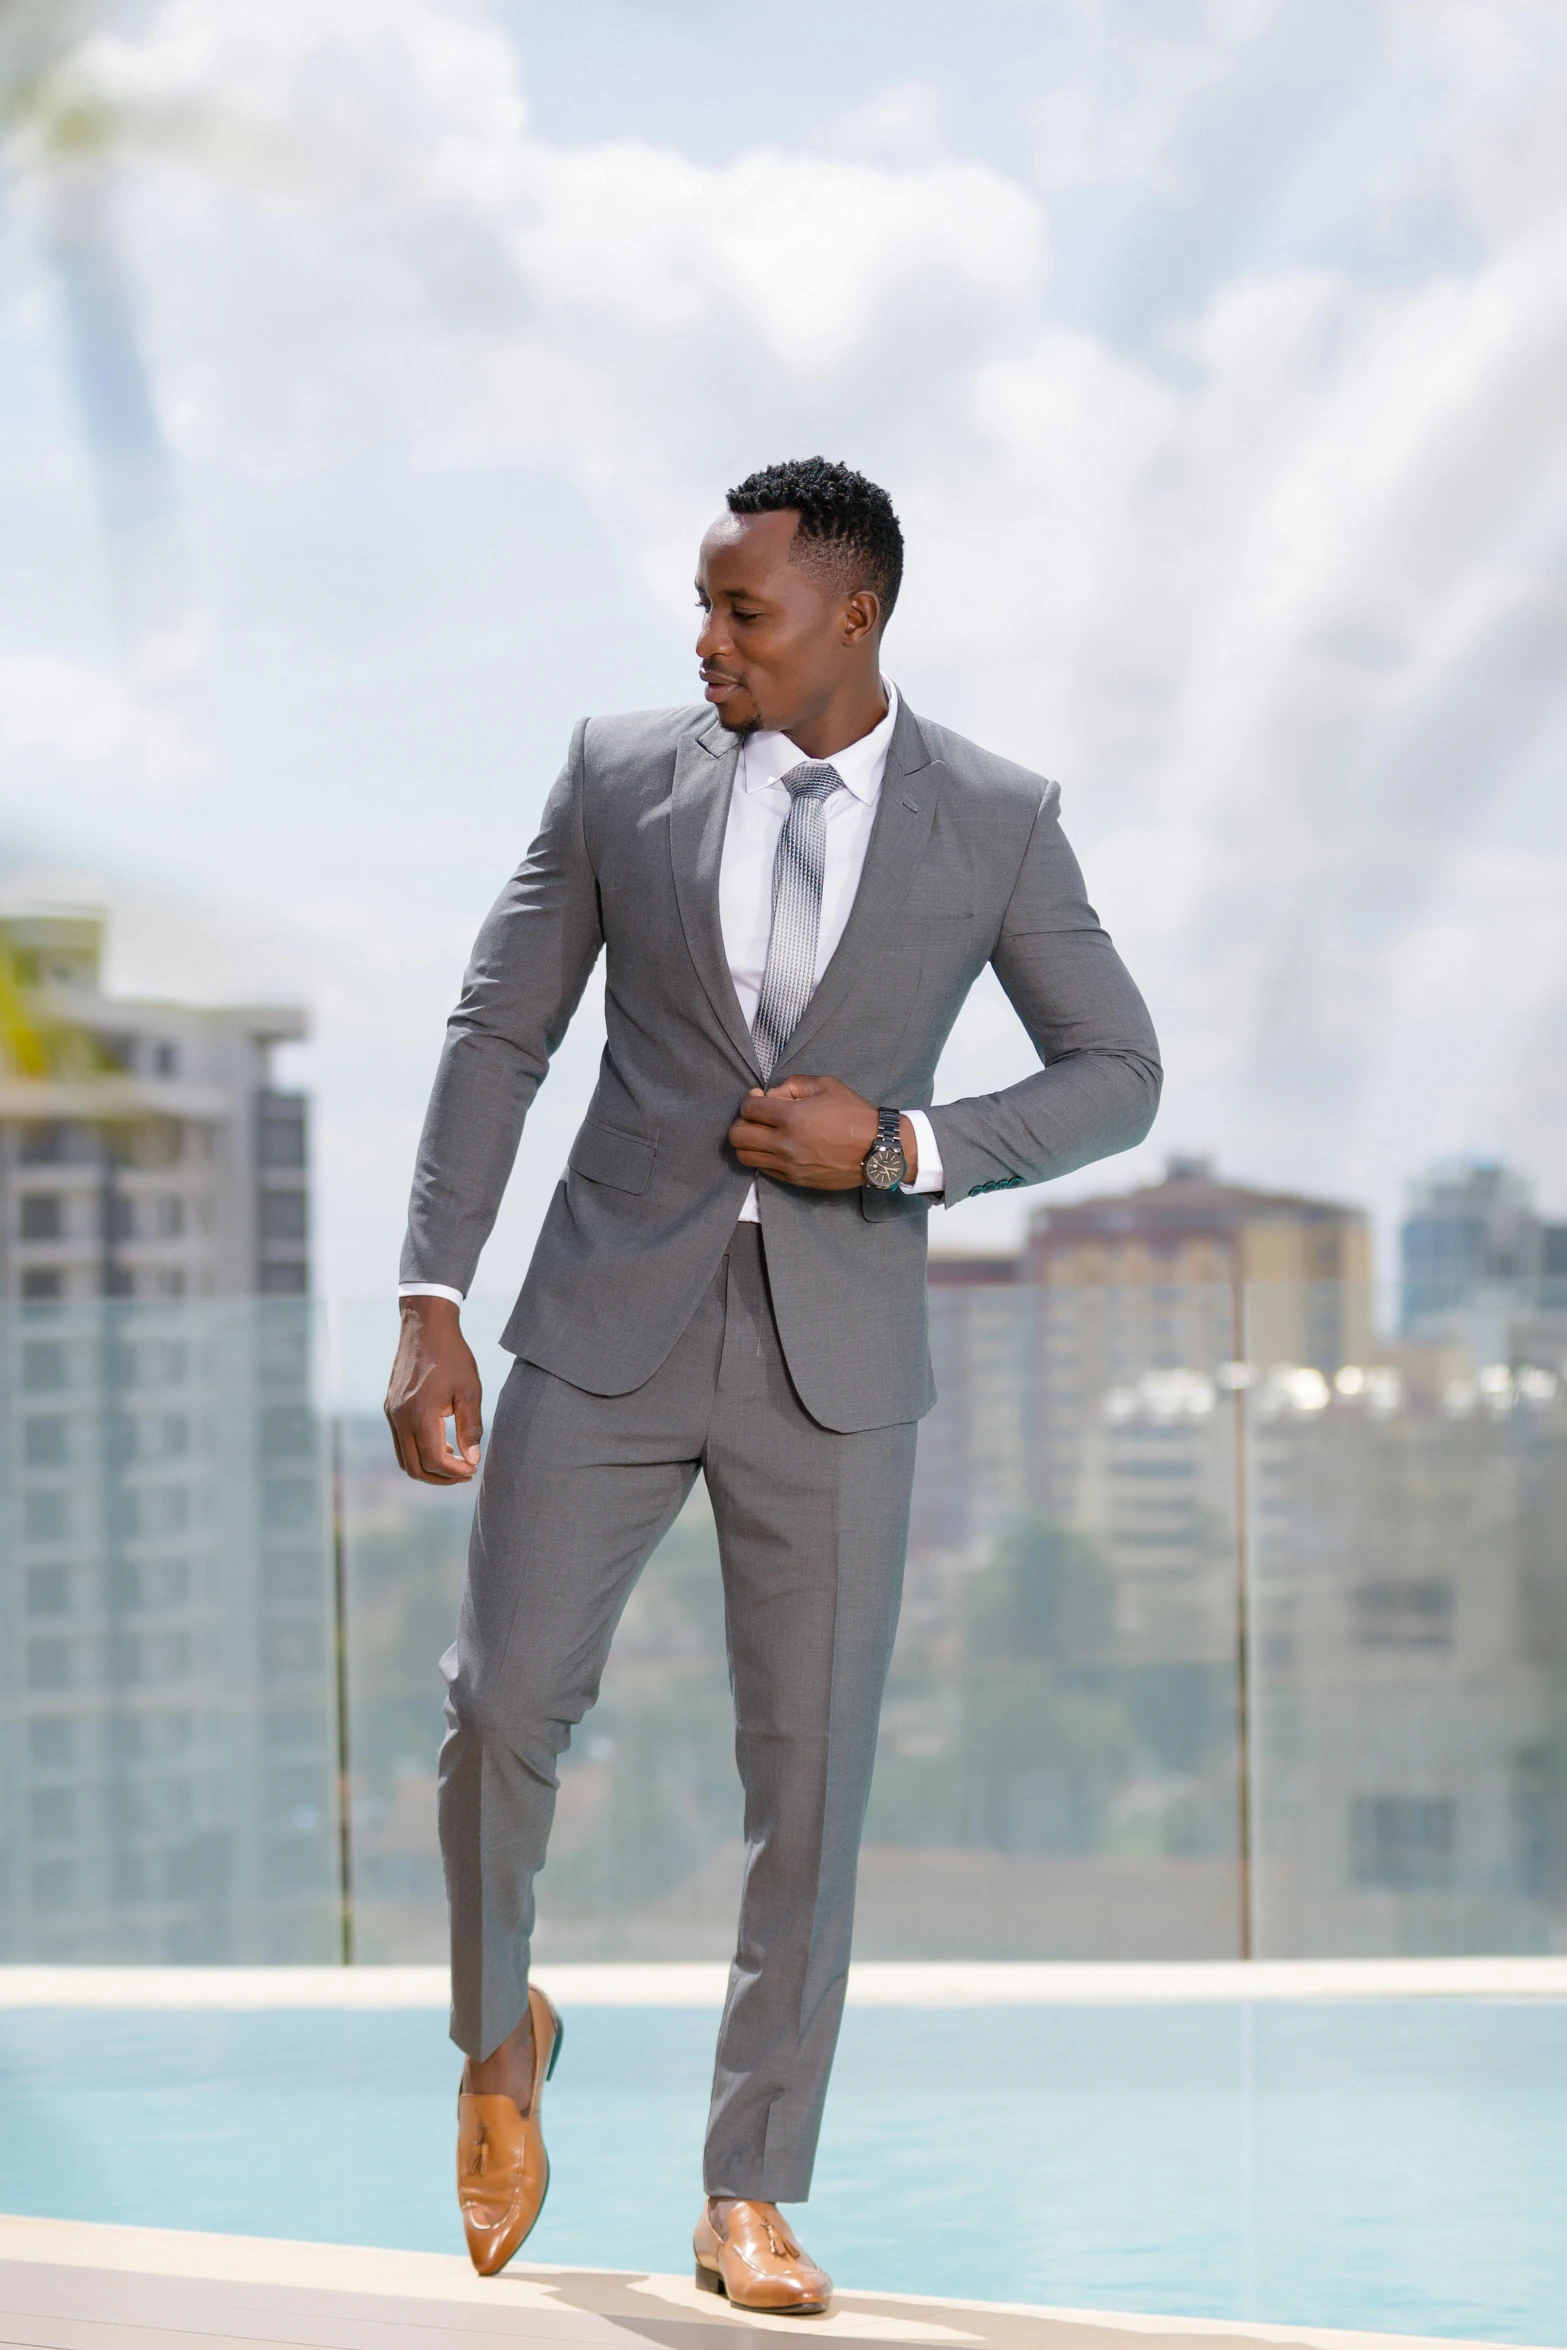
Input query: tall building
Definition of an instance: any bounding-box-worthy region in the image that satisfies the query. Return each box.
[909,1156,1567,1956]
[1400,1158,1567,1361]
[1028,1154,1373,1382]
[1249,1371,1567,1955]
[0,912,336,1961]
[1022,1157,1371,1548]
[0,910,308,1304]
[911,1254,1026,1557]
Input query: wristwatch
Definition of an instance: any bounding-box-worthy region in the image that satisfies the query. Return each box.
[862,1107,908,1191]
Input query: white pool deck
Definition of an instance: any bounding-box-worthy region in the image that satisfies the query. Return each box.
[0,2216,1552,2350]
[3,1961,1564,2350]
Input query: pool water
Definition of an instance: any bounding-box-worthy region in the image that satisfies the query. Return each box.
[2,2002,1564,2345]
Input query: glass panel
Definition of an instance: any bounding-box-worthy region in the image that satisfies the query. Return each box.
[1246,1278,1567,1954]
[0,1298,339,1960]
[334,1281,1245,1961]
[22,1276,1561,1965]
[877,1276,1243,1956]
[332,1297,565,1960]
[333,1297,741,1962]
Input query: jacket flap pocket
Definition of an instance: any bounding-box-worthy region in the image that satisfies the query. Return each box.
[567,1116,657,1194]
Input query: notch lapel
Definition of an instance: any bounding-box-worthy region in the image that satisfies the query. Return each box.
[770,701,944,1075]
[668,715,763,1080]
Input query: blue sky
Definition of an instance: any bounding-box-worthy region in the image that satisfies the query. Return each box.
[2,0,1565,1299]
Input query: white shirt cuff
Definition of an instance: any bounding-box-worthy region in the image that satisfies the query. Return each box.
[399,1282,465,1305]
[901,1110,943,1196]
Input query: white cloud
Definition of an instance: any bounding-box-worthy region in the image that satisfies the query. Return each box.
[1030,0,1280,193]
[1386,0,1567,239]
[0,646,209,801]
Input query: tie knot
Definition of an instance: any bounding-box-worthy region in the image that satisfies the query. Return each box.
[779,760,842,804]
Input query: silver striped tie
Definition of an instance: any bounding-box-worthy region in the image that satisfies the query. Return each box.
[750,760,843,1079]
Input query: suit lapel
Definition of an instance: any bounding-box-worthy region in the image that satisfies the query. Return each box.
[772,699,943,1075]
[668,715,763,1079]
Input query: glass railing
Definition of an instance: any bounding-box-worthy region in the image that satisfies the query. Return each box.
[1244,1280,1567,1957]
[4,1280,1565,1962]
[0,1299,340,1962]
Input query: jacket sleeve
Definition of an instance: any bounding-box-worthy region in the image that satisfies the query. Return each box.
[924,783,1162,1204]
[399,720,604,1292]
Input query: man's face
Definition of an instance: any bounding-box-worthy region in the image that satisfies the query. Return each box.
[695,509,869,735]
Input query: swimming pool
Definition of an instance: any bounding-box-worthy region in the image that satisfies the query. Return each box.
[2,1998,1563,2345]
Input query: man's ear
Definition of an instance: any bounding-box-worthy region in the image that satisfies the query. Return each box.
[843,590,882,643]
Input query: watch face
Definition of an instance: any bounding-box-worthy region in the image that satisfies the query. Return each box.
[864,1143,906,1190]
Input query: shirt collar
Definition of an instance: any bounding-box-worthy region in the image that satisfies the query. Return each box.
[739,682,899,805]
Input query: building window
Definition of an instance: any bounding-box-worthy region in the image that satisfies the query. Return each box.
[23,1415,70,1467]
[153,1041,179,1076]
[109,1711,192,1759]
[261,1404,313,1459]
[112,1853,147,1903]
[30,1787,77,1841]
[21,1340,68,1390]
[19,1122,89,1166]
[1351,1581,1455,1652]
[25,1566,71,1616]
[263,1476,316,1533]
[1513,1747,1551,1901]
[260,1188,307,1242]
[258,1107,306,1169]
[28,1717,74,1766]
[260,1261,308,1296]
[95,1031,137,1072]
[110,1631,193,1685]
[108,1558,190,1610]
[26,1640,72,1691]
[23,1491,70,1541]
[1350,1795,1456,1889]
[128,1778,194,1833]
[22,1270,63,1301]
[19,1194,64,1240]
[109,1486,190,1539]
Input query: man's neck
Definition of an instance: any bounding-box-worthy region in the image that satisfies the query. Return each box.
[772,677,890,762]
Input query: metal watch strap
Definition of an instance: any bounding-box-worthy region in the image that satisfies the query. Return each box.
[876,1107,901,1154]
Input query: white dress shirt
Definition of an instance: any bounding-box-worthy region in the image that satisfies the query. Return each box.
[401,684,942,1301]
[722,684,940,1220]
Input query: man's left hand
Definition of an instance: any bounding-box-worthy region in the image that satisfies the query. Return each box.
[728,1075,916,1191]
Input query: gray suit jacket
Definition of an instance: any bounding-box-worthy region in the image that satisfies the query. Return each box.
[401,698,1161,1432]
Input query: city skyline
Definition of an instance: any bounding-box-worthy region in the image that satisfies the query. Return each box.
[5,918,1566,1966]
[7,900,1567,1321]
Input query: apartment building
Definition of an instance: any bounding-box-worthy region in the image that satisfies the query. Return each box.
[1400,1157,1567,1375]
[911,1159,1567,1952]
[1249,1374,1567,1954]
[0,912,337,1960]
[0,909,308,1304]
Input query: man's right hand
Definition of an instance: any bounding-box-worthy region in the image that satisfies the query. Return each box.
[385,1296,483,1483]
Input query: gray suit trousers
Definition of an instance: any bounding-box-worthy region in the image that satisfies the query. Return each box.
[438,1224,916,2201]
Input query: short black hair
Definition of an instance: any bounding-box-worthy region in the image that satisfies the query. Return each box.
[726,456,903,621]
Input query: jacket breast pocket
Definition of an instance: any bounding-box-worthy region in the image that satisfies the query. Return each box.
[567,1116,657,1194]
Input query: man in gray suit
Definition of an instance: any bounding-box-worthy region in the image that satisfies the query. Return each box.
[386,458,1160,2304]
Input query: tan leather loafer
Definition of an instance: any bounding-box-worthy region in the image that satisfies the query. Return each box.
[456,1985,563,2276]
[693,2198,832,2314]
